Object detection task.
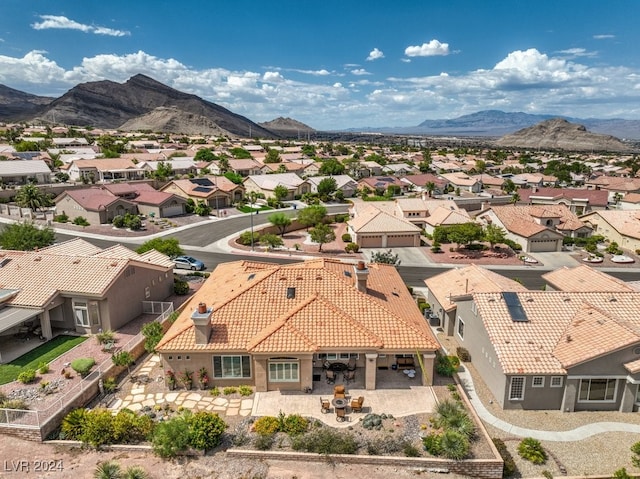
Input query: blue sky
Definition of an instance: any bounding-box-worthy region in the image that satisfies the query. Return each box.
[0,0,638,130]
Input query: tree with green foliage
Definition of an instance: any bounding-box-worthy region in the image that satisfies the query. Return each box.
[193,200,211,216]
[0,221,55,250]
[136,237,183,257]
[96,135,127,155]
[268,212,292,236]
[14,140,41,152]
[273,185,289,203]
[501,179,517,194]
[448,222,484,249]
[194,148,216,162]
[153,161,173,181]
[14,183,52,211]
[319,158,345,175]
[223,171,243,184]
[370,249,401,266]
[112,351,135,378]
[317,177,338,198]
[297,205,327,230]
[301,144,316,156]
[483,224,507,249]
[141,321,164,353]
[260,233,284,249]
[264,149,282,164]
[230,147,252,159]
[309,223,336,252]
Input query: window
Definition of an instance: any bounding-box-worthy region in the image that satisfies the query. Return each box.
[145,286,150,299]
[73,300,89,327]
[550,376,563,388]
[269,361,299,382]
[532,377,544,388]
[471,302,477,315]
[509,377,525,400]
[213,355,251,379]
[578,378,617,402]
[457,317,465,339]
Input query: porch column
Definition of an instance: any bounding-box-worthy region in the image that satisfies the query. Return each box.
[40,310,52,340]
[619,380,637,412]
[365,353,378,390]
[381,235,388,248]
[421,353,436,386]
[253,357,268,392]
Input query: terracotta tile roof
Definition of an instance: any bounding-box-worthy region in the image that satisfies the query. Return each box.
[102,183,156,196]
[474,291,640,374]
[133,190,178,206]
[582,210,640,239]
[425,206,472,227]
[624,357,640,374]
[519,187,609,207]
[59,188,125,211]
[69,158,139,171]
[542,265,636,292]
[488,205,579,238]
[622,193,640,204]
[348,203,421,234]
[157,259,439,354]
[41,238,102,256]
[425,264,527,312]
[163,176,238,197]
[440,172,480,186]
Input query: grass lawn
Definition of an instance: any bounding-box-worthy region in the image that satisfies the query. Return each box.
[0,335,87,385]
[237,205,273,213]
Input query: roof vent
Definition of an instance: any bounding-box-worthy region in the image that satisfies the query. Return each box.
[72,259,81,264]
[248,273,255,281]
[0,258,11,268]
[286,287,296,299]
[344,270,352,278]
[609,296,617,302]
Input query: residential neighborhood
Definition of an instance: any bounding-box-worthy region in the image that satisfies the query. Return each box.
[1,122,640,477]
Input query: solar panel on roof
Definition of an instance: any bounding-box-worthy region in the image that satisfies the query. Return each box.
[189,178,214,186]
[502,292,528,322]
[193,186,212,193]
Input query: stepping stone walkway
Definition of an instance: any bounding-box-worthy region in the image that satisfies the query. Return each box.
[109,354,254,419]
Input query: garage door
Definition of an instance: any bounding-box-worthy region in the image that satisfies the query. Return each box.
[359,235,383,248]
[387,234,417,247]
[529,239,558,252]
[161,204,184,217]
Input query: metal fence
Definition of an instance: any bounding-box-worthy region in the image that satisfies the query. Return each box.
[0,301,174,429]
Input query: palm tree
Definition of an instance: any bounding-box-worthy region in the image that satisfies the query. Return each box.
[425,182,436,198]
[511,193,520,204]
[94,461,122,479]
[14,184,51,211]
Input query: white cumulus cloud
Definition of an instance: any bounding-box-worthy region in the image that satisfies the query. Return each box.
[32,15,129,36]
[404,39,450,57]
[366,48,384,61]
[351,68,370,76]
[593,34,615,40]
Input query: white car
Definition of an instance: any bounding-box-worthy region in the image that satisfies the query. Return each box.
[173,255,205,271]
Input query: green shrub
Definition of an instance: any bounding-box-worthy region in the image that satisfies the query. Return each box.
[517,437,547,465]
[345,242,360,253]
[210,387,220,397]
[238,385,253,396]
[80,409,115,447]
[141,321,163,353]
[436,354,459,377]
[282,414,309,436]
[151,416,191,458]
[238,231,261,246]
[112,409,153,444]
[174,277,189,295]
[254,433,275,450]
[72,216,90,226]
[0,399,28,410]
[341,233,352,242]
[53,213,68,223]
[613,467,633,479]
[71,357,96,377]
[438,429,470,460]
[253,416,280,435]
[432,401,475,438]
[17,369,37,384]
[492,438,517,477]
[93,461,122,479]
[403,442,420,457]
[112,215,125,228]
[187,411,228,451]
[103,376,117,393]
[61,408,88,440]
[291,428,358,455]
[631,440,640,467]
[95,329,115,345]
[222,386,237,395]
[422,432,442,455]
[36,361,49,374]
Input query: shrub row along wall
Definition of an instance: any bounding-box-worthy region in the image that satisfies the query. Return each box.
[227,450,504,479]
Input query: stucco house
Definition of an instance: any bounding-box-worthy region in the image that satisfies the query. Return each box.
[306,175,358,198]
[542,264,637,292]
[0,238,174,362]
[55,188,138,224]
[518,187,609,215]
[477,205,588,252]
[0,160,52,185]
[243,173,311,200]
[161,176,244,209]
[424,264,527,336]
[453,288,640,412]
[580,210,640,252]
[157,259,439,392]
[66,158,145,183]
[347,202,422,248]
[439,172,482,193]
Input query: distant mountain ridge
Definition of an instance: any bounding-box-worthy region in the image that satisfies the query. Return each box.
[0,84,53,121]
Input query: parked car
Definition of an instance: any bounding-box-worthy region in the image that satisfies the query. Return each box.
[173,255,205,271]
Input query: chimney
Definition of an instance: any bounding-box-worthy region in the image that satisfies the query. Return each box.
[481,201,490,211]
[353,261,369,293]
[191,302,213,345]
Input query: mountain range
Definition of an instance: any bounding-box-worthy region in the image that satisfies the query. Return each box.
[1,75,639,142]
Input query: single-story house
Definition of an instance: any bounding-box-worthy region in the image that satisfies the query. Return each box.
[423,206,474,235]
[0,159,52,185]
[137,158,198,177]
[55,188,138,224]
[542,264,637,292]
[423,264,527,336]
[161,176,244,209]
[347,202,422,248]
[102,183,188,218]
[306,175,358,197]
[243,173,311,200]
[0,238,174,362]
[66,158,145,183]
[157,259,439,392]
[619,193,640,210]
[357,176,411,196]
[400,174,449,195]
[518,187,609,215]
[439,173,482,193]
[453,288,640,412]
[580,210,640,252]
[477,205,585,252]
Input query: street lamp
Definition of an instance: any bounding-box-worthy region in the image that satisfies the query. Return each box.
[249,192,258,251]
[214,175,220,217]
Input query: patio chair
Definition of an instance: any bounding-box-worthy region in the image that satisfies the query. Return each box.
[333,384,346,399]
[320,397,331,413]
[322,359,331,370]
[336,406,346,422]
[346,357,356,371]
[350,396,364,413]
[343,369,355,384]
[325,369,336,384]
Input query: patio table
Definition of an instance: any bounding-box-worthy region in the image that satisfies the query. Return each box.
[332,398,348,409]
[328,362,348,372]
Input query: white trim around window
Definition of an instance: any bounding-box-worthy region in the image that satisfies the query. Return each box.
[550,376,564,388]
[532,376,544,388]
[457,317,465,340]
[268,361,299,382]
[509,376,525,401]
[578,378,618,403]
[73,300,90,327]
